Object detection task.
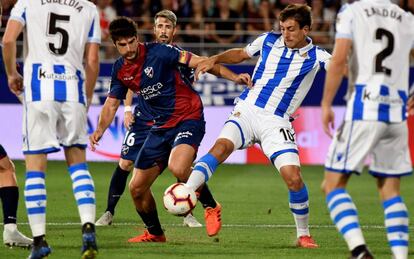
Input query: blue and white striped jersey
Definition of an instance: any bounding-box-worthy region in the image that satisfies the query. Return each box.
[336,0,414,122]
[10,0,101,104]
[240,32,330,119]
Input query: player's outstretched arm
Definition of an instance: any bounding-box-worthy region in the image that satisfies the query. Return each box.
[194,48,251,80]
[89,97,121,151]
[321,38,351,138]
[2,20,24,95]
[84,43,100,108]
[209,64,252,88]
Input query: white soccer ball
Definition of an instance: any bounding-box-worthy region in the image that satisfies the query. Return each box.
[163,183,197,216]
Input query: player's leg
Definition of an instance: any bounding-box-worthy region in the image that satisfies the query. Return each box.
[62,102,97,258]
[128,166,165,242]
[322,121,382,258]
[96,158,133,226]
[23,101,59,258]
[0,145,32,247]
[372,122,411,259]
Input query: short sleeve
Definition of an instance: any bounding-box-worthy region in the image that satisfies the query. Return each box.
[87,7,101,44]
[108,60,127,99]
[154,44,192,66]
[9,0,28,26]
[245,33,268,57]
[316,48,332,71]
[335,4,353,40]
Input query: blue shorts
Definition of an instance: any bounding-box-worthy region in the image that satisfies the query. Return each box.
[0,145,7,160]
[135,119,205,170]
[120,115,153,162]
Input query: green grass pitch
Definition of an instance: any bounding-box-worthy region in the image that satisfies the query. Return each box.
[1,161,413,258]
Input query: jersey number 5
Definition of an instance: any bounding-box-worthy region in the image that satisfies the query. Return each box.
[374,28,394,76]
[47,13,70,56]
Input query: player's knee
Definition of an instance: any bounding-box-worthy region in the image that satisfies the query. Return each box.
[280,165,303,191]
[209,139,234,162]
[119,159,133,171]
[168,164,188,182]
[129,182,145,200]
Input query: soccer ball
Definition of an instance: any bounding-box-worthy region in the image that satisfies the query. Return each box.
[163,183,197,216]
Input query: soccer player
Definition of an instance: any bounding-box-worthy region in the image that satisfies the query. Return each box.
[90,16,251,242]
[321,1,414,259]
[186,4,330,248]
[0,4,32,249]
[0,145,33,248]
[95,10,203,228]
[2,0,101,258]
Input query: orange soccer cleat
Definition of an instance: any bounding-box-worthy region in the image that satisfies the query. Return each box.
[127,230,166,243]
[204,202,222,237]
[296,235,319,248]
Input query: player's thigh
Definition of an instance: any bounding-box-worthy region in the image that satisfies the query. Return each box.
[370,122,412,177]
[134,130,170,171]
[259,116,299,171]
[169,120,205,174]
[325,121,384,174]
[58,102,88,147]
[0,145,12,171]
[218,102,255,150]
[22,101,60,153]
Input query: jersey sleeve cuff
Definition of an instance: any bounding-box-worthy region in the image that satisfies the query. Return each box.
[9,16,26,26]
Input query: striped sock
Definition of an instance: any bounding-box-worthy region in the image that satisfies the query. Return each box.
[68,163,96,224]
[383,196,409,259]
[289,185,310,237]
[186,154,219,191]
[24,171,47,237]
[326,188,365,250]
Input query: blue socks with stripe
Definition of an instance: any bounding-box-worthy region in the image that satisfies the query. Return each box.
[68,163,96,224]
[326,188,365,251]
[383,196,409,259]
[289,185,310,237]
[25,171,47,237]
[186,153,219,191]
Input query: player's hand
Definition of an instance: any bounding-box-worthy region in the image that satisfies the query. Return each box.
[124,111,135,130]
[89,129,103,151]
[321,104,335,138]
[235,73,252,88]
[407,95,414,116]
[7,72,24,95]
[195,57,216,81]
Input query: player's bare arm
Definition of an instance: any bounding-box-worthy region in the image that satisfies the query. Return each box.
[84,42,100,108]
[321,38,351,138]
[123,89,135,129]
[90,97,121,151]
[2,19,23,95]
[195,48,251,79]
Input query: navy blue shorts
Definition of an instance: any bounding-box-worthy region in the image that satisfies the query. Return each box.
[0,145,7,160]
[135,119,205,170]
[120,116,152,162]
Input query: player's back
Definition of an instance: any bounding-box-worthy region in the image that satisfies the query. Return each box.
[10,0,100,103]
[339,0,414,122]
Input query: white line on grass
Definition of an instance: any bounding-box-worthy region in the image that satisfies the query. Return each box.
[4,222,414,230]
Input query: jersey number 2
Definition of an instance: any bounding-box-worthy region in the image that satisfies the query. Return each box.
[374,28,394,76]
[47,13,70,56]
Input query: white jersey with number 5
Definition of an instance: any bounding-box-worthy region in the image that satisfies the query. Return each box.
[336,0,414,122]
[10,0,101,104]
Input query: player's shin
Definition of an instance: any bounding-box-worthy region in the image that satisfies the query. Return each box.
[289,185,310,237]
[186,153,219,191]
[383,196,409,259]
[326,188,366,251]
[25,171,47,237]
[68,163,96,224]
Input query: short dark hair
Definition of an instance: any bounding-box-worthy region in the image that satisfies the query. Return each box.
[109,17,139,43]
[279,4,312,29]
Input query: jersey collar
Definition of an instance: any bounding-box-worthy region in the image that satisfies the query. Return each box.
[276,36,314,56]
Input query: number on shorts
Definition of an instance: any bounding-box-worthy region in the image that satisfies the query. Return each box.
[280,128,295,142]
[122,132,136,147]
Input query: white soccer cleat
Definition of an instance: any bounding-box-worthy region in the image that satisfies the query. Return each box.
[3,228,33,248]
[95,211,113,226]
[183,213,202,228]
